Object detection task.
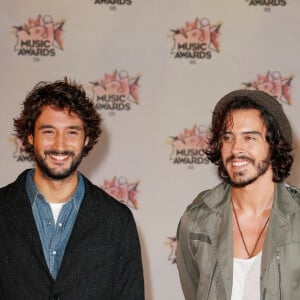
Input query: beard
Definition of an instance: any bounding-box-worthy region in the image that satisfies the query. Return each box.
[34,150,84,180]
[224,154,271,188]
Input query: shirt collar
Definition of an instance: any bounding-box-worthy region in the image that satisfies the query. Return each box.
[25,169,85,209]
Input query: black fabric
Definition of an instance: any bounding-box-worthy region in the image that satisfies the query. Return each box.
[0,170,144,300]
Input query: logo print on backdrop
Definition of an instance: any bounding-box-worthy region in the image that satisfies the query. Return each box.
[100,176,140,209]
[90,70,140,114]
[242,71,293,104]
[13,15,64,58]
[168,125,210,166]
[165,237,177,264]
[245,0,286,7]
[169,18,222,61]
[10,135,33,162]
[93,0,132,5]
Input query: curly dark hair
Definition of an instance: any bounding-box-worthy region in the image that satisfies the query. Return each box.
[14,78,102,158]
[205,96,293,183]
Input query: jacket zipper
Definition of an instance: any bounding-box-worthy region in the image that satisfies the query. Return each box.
[276,251,282,300]
[262,251,282,300]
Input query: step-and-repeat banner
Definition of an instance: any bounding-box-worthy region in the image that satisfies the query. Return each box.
[1,1,299,299]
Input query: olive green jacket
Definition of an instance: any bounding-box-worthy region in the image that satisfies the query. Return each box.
[177,182,300,300]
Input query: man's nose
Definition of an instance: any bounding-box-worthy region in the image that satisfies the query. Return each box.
[53,133,66,151]
[231,137,245,154]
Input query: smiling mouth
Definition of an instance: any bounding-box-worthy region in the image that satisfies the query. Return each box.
[48,154,70,161]
[231,161,249,167]
[226,155,254,167]
[44,151,74,162]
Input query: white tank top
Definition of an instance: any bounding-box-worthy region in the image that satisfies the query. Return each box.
[231,252,262,300]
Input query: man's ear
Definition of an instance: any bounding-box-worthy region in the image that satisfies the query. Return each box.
[28,135,33,145]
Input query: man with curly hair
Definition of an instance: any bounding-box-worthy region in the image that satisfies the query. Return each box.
[176,89,300,299]
[0,78,144,299]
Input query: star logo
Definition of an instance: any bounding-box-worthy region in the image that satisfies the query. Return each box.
[170,17,222,55]
[13,15,64,52]
[243,71,294,105]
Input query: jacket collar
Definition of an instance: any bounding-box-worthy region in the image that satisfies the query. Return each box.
[261,183,300,278]
[202,183,233,300]
[25,169,85,211]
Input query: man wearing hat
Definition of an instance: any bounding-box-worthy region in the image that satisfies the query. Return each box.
[176,89,300,299]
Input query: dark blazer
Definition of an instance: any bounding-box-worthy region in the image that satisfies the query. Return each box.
[0,170,144,300]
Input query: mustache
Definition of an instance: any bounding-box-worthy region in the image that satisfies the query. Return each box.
[43,150,75,158]
[225,155,255,165]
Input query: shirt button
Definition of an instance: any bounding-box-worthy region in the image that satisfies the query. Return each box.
[52,250,57,255]
[58,222,63,228]
[47,220,52,226]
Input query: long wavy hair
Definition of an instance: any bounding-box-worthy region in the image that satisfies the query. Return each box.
[205,97,293,183]
[14,78,101,158]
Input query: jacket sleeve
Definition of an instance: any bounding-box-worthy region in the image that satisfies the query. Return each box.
[176,212,200,300]
[113,210,144,300]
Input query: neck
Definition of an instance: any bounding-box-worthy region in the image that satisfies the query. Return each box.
[33,168,79,203]
[231,171,275,216]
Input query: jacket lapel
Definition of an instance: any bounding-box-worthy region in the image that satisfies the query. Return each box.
[261,183,299,277]
[62,177,105,253]
[3,172,49,275]
[204,184,233,300]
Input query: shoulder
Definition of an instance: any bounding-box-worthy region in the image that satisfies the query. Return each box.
[186,189,211,212]
[185,182,230,214]
[0,170,29,202]
[272,183,300,216]
[285,183,300,204]
[178,182,230,234]
[285,183,300,195]
[181,189,213,228]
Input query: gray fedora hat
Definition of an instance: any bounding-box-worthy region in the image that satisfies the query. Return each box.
[212,89,292,145]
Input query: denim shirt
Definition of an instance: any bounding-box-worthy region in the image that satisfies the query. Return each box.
[25,169,85,280]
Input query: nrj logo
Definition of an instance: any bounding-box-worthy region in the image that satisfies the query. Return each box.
[243,71,293,104]
[13,15,64,57]
[9,135,33,162]
[90,70,140,112]
[100,176,140,209]
[246,0,286,6]
[169,17,222,59]
[93,0,132,5]
[168,125,210,165]
[165,237,177,264]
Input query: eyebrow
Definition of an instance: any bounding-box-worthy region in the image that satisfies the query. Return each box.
[242,131,263,136]
[223,130,263,136]
[38,125,84,131]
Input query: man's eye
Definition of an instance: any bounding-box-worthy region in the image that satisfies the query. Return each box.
[42,130,54,134]
[222,135,232,141]
[68,131,78,135]
[245,135,255,141]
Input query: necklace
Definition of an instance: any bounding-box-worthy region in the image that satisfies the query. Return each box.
[231,199,270,258]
